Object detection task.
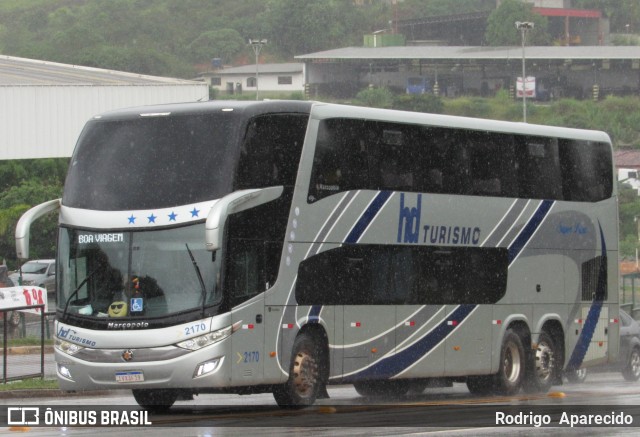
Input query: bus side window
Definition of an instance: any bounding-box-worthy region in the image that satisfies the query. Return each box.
[516,136,562,200]
[225,239,265,307]
[308,119,369,202]
[559,139,612,202]
[235,114,307,190]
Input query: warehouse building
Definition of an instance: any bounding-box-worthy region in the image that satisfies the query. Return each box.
[0,55,208,160]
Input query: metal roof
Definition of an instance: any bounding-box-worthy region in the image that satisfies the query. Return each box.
[207,63,303,75]
[615,150,640,169]
[296,45,640,61]
[0,54,202,86]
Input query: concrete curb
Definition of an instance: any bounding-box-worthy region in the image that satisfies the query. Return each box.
[0,389,117,399]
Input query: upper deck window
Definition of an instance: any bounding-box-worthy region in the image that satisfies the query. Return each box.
[308,118,612,203]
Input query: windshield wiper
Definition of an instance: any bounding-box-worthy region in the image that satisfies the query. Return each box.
[62,262,105,319]
[185,244,207,318]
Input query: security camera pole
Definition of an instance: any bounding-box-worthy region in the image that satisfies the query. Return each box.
[249,39,267,100]
[515,21,534,122]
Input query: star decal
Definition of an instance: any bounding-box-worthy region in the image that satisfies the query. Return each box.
[147,213,157,224]
[190,207,200,218]
[128,214,136,224]
[168,211,178,221]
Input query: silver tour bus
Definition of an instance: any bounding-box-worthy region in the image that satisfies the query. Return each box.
[16,100,618,409]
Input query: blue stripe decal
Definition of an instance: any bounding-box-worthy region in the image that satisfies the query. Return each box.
[508,200,554,263]
[344,305,476,381]
[566,222,607,370]
[344,191,392,244]
[342,199,555,381]
[309,305,322,323]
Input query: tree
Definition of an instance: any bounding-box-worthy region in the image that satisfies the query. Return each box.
[187,29,245,65]
[485,0,551,46]
[397,0,494,19]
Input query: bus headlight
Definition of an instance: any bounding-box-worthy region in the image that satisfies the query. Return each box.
[55,339,84,356]
[176,325,232,351]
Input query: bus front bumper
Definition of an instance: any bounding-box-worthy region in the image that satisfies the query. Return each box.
[54,342,231,391]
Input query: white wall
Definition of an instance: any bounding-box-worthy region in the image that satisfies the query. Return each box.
[211,72,304,93]
[1,84,209,160]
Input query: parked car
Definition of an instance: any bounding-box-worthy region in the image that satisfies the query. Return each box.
[0,265,20,326]
[9,259,55,288]
[42,272,56,311]
[565,309,640,383]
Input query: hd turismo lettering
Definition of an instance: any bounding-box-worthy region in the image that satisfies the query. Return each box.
[397,193,481,245]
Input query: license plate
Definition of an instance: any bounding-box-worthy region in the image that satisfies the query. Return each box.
[115,371,144,383]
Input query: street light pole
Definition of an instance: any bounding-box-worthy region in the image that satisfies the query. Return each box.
[249,39,267,100]
[515,21,534,123]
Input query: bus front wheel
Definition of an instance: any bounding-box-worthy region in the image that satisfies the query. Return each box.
[495,329,525,395]
[132,389,178,412]
[273,332,323,408]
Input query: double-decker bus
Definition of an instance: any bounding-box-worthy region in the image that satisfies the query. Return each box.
[16,100,618,409]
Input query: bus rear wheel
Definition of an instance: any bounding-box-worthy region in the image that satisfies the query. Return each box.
[353,380,410,397]
[622,347,640,381]
[273,332,323,408]
[495,329,525,395]
[132,389,178,412]
[523,331,557,393]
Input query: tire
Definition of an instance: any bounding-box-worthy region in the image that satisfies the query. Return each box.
[466,375,494,395]
[273,333,323,408]
[565,367,588,384]
[353,379,411,397]
[523,331,557,393]
[8,311,21,327]
[622,347,640,382]
[494,329,525,395]
[132,389,178,412]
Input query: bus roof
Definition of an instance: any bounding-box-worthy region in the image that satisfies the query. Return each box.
[310,102,612,143]
[93,100,314,121]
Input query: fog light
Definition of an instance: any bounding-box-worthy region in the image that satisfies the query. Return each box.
[194,357,223,378]
[58,364,73,380]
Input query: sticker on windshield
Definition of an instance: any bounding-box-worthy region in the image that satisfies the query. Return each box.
[77,233,124,244]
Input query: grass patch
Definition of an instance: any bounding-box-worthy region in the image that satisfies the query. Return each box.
[0,378,58,391]
[4,337,53,347]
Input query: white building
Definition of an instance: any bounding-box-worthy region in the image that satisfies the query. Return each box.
[0,55,209,160]
[199,63,305,95]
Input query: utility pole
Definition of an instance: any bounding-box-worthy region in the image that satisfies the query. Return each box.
[249,39,267,100]
[516,21,534,122]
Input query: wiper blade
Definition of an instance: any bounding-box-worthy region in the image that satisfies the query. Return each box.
[62,262,105,319]
[185,244,207,318]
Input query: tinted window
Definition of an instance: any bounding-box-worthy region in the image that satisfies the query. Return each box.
[296,245,508,305]
[234,114,308,190]
[64,114,240,210]
[308,118,612,203]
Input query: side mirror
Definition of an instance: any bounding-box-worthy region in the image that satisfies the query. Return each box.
[15,199,61,259]
[205,186,283,251]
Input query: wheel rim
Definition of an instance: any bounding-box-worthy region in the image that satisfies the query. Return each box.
[291,349,318,400]
[503,341,522,383]
[534,341,554,382]
[631,351,640,377]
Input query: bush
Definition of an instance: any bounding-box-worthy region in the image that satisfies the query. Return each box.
[393,94,443,114]
[353,87,394,109]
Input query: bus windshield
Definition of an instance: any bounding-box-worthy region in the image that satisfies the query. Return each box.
[63,113,240,211]
[57,223,220,319]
